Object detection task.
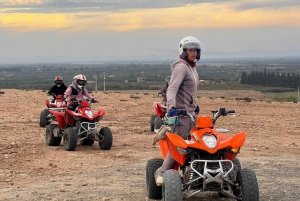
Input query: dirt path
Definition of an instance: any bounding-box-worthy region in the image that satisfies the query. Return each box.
[0,89,299,201]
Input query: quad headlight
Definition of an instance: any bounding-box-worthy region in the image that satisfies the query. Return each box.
[85,110,93,118]
[202,135,217,149]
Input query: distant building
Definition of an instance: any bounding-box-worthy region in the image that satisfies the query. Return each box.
[137,77,145,82]
[199,80,209,85]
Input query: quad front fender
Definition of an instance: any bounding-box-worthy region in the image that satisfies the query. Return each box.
[219,131,246,149]
[165,132,186,165]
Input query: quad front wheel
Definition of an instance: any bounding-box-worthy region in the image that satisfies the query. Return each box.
[40,109,50,127]
[162,169,183,201]
[98,127,113,150]
[45,124,61,146]
[150,115,156,131]
[154,117,163,130]
[235,168,259,201]
[146,158,163,200]
[63,127,78,151]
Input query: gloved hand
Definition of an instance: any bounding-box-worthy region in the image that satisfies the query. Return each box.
[91,98,96,103]
[194,105,200,114]
[168,108,178,117]
[61,96,66,101]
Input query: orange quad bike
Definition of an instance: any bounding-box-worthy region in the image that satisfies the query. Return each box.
[146,108,259,201]
[150,101,167,132]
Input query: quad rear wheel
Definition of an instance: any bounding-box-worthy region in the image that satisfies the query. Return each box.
[63,127,78,151]
[146,158,163,199]
[45,124,61,146]
[80,139,94,146]
[98,127,113,150]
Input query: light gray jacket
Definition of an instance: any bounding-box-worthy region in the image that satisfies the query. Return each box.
[167,59,199,112]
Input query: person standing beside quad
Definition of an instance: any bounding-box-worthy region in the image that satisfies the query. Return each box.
[63,74,97,111]
[47,76,67,103]
[155,36,201,186]
[158,76,171,106]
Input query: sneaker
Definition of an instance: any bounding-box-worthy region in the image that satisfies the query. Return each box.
[156,175,163,186]
[155,167,163,186]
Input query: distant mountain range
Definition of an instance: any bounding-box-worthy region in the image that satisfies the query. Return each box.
[1,49,300,63]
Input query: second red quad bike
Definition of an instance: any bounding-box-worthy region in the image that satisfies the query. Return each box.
[39,94,67,127]
[45,98,113,151]
[147,108,259,201]
[150,101,167,132]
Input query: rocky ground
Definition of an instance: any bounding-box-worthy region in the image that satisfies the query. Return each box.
[0,89,299,201]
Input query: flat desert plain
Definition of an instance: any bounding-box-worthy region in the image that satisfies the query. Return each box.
[0,89,299,201]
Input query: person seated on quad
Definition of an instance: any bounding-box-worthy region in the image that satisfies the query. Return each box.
[158,76,171,106]
[47,76,67,103]
[63,74,97,111]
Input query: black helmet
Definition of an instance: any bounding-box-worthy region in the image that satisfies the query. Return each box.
[166,76,171,82]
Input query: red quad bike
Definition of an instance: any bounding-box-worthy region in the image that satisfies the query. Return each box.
[39,94,67,127]
[150,101,167,132]
[45,98,113,151]
[146,108,259,201]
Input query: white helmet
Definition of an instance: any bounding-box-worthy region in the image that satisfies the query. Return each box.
[179,36,201,62]
[73,74,87,89]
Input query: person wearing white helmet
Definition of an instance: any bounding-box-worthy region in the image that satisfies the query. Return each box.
[63,74,97,110]
[155,36,201,186]
[47,76,67,103]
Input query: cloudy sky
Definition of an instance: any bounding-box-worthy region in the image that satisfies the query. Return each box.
[0,0,300,62]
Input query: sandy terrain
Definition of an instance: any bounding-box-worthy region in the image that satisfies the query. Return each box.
[0,89,299,201]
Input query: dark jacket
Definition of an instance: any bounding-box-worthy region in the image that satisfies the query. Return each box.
[48,84,67,96]
[159,85,168,104]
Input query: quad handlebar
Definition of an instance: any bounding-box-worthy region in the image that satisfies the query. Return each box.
[211,108,236,124]
[69,98,97,104]
[172,108,236,126]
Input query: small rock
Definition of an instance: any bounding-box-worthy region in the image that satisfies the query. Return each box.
[116,153,122,157]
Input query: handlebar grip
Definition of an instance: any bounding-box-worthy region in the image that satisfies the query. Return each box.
[227,110,236,114]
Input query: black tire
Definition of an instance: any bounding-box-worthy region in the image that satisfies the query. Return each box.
[80,139,94,146]
[233,158,242,172]
[146,158,163,199]
[154,117,163,130]
[98,127,113,150]
[63,127,78,151]
[162,169,183,201]
[45,124,62,146]
[150,115,156,131]
[40,109,49,127]
[235,168,259,201]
